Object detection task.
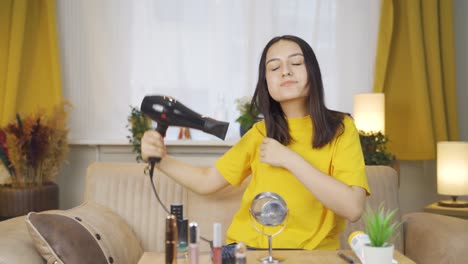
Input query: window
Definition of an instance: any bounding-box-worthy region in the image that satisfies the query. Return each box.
[57,0,381,143]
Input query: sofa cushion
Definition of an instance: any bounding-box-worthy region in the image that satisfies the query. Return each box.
[403,212,468,264]
[25,202,143,264]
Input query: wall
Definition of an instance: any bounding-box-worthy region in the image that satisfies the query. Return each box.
[56,1,468,216]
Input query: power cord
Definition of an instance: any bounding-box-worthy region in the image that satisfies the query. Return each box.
[145,161,170,214]
[145,161,213,245]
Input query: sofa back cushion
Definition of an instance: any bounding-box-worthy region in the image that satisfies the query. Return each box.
[339,165,403,251]
[84,163,184,252]
[84,162,245,252]
[84,163,402,252]
[186,178,250,252]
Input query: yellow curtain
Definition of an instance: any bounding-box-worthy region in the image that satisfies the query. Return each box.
[373,0,459,160]
[0,0,62,126]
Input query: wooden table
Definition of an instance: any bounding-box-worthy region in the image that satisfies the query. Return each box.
[424,202,468,219]
[138,249,415,264]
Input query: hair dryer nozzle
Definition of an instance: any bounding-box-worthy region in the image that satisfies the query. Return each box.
[203,117,229,140]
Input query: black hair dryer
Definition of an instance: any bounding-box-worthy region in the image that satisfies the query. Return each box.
[140,95,229,165]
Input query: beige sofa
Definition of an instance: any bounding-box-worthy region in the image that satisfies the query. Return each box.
[1,163,467,263]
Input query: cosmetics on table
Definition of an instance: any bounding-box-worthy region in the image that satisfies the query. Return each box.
[171,204,188,258]
[212,223,222,264]
[189,222,199,264]
[165,215,177,264]
[235,242,247,264]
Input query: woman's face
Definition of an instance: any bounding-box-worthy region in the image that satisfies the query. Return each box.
[265,40,309,104]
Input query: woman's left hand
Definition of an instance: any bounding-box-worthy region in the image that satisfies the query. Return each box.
[259,137,296,168]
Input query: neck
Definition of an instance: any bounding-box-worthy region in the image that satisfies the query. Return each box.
[280,98,308,118]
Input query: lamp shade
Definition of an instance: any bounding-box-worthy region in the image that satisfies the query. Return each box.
[437,141,468,196]
[353,93,385,133]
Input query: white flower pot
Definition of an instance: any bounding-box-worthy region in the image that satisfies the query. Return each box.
[362,244,394,264]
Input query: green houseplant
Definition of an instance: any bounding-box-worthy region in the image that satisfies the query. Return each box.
[359,131,395,166]
[0,102,70,219]
[126,106,151,162]
[235,96,260,136]
[362,202,402,263]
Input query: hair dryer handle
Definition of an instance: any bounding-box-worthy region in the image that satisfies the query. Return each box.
[148,124,168,165]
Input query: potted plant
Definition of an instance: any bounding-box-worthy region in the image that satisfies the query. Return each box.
[0,102,70,220]
[358,130,402,175]
[126,106,151,162]
[235,96,260,136]
[362,202,402,264]
[359,131,395,165]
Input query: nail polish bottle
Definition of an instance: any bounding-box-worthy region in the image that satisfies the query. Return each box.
[212,223,222,264]
[188,222,199,264]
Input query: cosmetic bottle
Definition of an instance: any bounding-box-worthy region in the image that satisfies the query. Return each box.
[212,223,222,264]
[171,204,188,258]
[178,219,189,258]
[188,222,199,264]
[235,242,247,264]
[165,215,178,264]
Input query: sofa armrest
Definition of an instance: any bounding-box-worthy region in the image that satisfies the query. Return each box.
[403,212,468,264]
[0,216,44,264]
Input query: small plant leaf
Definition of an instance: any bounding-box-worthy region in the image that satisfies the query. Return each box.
[363,202,401,247]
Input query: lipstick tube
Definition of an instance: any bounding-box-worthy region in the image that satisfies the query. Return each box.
[188,222,199,264]
[212,223,222,264]
[165,215,178,264]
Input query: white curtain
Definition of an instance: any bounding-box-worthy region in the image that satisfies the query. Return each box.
[57,0,381,142]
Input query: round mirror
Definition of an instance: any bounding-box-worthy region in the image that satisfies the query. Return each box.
[250,192,287,226]
[249,192,288,263]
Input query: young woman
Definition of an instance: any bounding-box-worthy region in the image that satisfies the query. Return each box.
[141,35,369,250]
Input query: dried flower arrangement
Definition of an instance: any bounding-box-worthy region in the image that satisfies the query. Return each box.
[0,102,71,188]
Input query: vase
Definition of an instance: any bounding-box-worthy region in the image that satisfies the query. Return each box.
[240,123,257,137]
[0,182,59,221]
[363,244,394,264]
[240,126,250,137]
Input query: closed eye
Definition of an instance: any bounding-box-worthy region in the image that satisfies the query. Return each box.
[271,67,280,71]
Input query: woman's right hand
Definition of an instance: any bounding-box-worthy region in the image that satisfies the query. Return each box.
[141,130,167,162]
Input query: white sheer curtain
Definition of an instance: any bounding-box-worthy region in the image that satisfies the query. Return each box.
[57,0,381,142]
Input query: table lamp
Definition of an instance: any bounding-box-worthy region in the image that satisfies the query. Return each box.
[353,93,385,133]
[353,93,394,166]
[437,141,468,207]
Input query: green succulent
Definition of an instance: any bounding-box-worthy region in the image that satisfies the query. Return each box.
[362,202,402,247]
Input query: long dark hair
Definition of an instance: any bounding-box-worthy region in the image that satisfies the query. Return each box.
[251,35,346,148]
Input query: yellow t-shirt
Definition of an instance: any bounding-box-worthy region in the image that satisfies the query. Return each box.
[215,115,369,250]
